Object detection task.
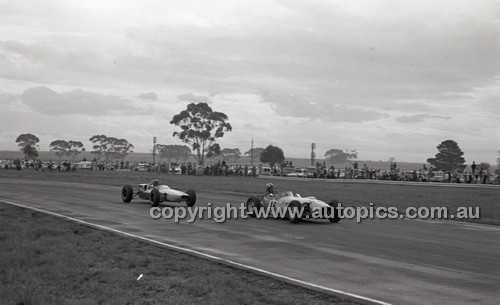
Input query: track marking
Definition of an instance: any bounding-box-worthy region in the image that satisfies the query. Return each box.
[1,198,391,305]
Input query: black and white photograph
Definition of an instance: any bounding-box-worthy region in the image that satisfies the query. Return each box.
[0,1,499,304]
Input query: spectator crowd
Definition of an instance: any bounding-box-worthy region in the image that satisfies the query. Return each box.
[1,157,499,185]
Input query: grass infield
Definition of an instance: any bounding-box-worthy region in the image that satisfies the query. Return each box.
[0,203,358,305]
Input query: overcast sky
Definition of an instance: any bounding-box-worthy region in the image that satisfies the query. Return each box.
[1,0,499,163]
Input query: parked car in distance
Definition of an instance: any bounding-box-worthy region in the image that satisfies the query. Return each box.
[287,168,306,178]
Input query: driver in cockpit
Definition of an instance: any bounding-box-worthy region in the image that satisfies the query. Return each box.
[263,182,277,206]
[150,179,160,188]
[265,182,275,195]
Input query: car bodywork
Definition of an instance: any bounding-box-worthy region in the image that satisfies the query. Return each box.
[246,191,341,223]
[121,180,196,207]
[75,161,92,170]
[286,168,306,178]
[428,171,445,182]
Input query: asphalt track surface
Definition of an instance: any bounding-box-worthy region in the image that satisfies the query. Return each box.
[1,178,499,305]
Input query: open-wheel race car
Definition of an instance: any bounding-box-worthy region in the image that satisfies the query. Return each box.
[246,190,341,224]
[121,179,196,207]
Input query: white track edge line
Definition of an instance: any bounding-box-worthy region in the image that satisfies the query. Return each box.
[0,199,392,305]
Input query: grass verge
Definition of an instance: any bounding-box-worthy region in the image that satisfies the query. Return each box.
[0,203,359,305]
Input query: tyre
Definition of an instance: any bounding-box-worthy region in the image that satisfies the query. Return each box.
[328,200,341,223]
[185,189,197,207]
[150,188,161,207]
[121,185,133,203]
[246,196,261,217]
[286,201,301,224]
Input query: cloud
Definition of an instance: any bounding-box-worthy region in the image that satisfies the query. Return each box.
[473,79,500,120]
[0,92,18,106]
[177,93,211,104]
[2,1,499,108]
[20,86,143,116]
[1,1,499,163]
[137,92,157,100]
[395,114,452,124]
[259,90,388,123]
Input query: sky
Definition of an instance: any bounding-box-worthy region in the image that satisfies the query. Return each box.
[0,0,499,164]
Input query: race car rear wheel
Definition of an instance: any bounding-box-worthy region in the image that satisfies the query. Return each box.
[150,188,161,207]
[328,200,342,223]
[246,196,261,217]
[287,201,301,224]
[121,185,133,203]
[185,189,196,207]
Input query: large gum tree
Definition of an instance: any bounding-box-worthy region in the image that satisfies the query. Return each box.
[170,102,232,165]
[16,133,40,159]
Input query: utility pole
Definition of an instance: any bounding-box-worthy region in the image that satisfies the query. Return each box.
[251,138,254,166]
[152,137,157,164]
[311,143,316,166]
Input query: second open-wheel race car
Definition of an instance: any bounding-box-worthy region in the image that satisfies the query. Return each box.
[246,190,341,224]
[121,179,196,207]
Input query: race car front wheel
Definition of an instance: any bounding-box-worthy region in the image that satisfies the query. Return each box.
[186,189,197,207]
[150,188,161,207]
[121,185,133,203]
[328,200,342,223]
[246,196,261,217]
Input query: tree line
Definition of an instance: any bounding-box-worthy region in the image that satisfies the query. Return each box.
[14,102,498,172]
[15,133,134,162]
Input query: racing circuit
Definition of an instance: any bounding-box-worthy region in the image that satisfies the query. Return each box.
[1,177,499,305]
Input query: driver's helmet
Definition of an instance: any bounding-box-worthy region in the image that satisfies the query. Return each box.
[265,182,274,193]
[152,179,160,186]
